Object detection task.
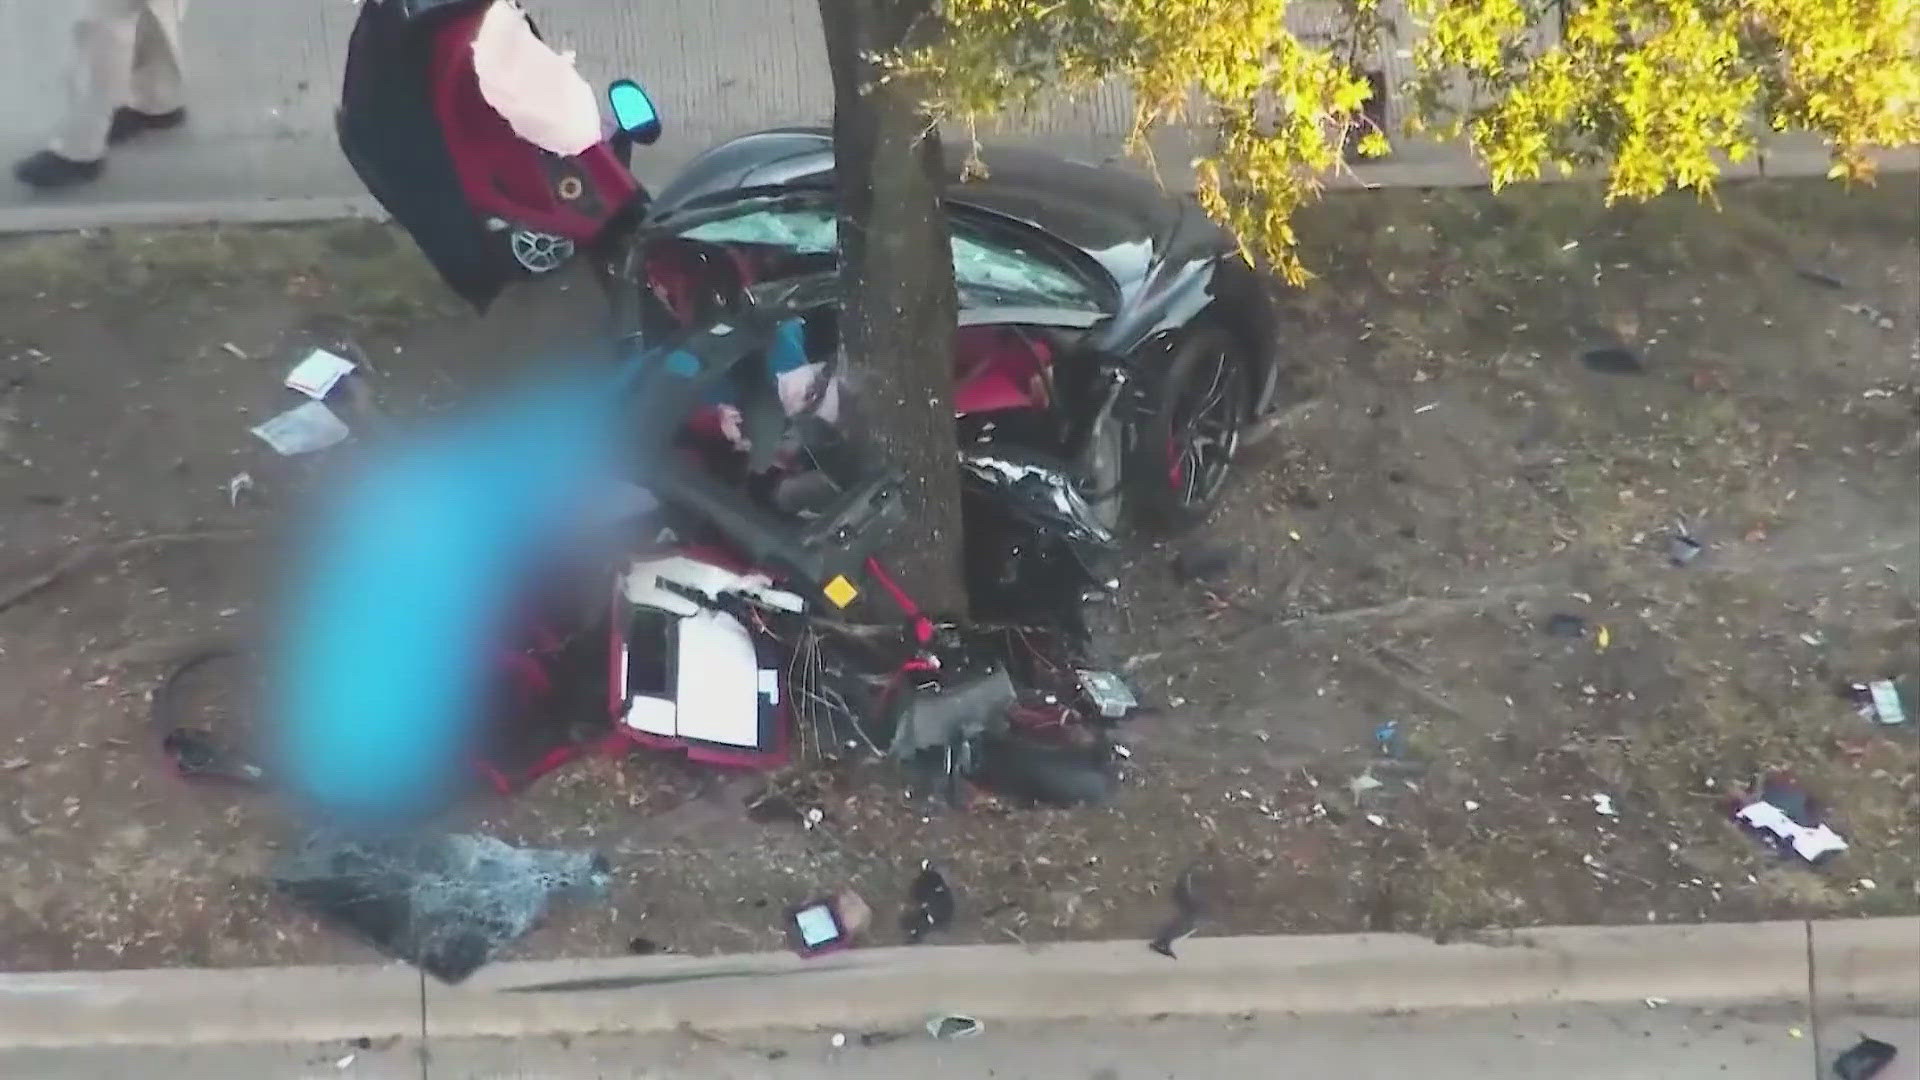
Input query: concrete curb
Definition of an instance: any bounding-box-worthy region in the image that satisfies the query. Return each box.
[0,196,384,236]
[2,918,1913,1050]
[0,140,1910,237]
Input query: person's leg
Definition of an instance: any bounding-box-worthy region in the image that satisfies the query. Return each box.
[125,0,188,119]
[16,0,144,187]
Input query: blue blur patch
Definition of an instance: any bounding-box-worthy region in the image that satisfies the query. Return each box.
[270,368,631,824]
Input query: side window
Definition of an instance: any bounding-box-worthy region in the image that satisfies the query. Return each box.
[949,225,1104,312]
[679,205,1109,314]
[680,207,839,253]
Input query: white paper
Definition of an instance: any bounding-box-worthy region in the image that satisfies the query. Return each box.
[471,1,601,157]
[251,401,350,456]
[284,348,357,400]
[1868,679,1905,725]
[758,668,780,705]
[1735,801,1849,861]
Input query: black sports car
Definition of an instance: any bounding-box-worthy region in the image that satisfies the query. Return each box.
[335,1,1285,526]
[641,129,1288,527]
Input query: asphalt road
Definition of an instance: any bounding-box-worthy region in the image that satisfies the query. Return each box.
[7,1004,1917,1080]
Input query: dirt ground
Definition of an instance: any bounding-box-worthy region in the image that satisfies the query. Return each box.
[1,177,1915,973]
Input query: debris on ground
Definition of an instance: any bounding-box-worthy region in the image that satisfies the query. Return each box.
[900,864,955,943]
[1171,543,1237,584]
[226,471,255,507]
[1794,267,1847,290]
[1667,533,1704,567]
[1592,793,1618,818]
[285,348,358,400]
[1078,670,1140,719]
[926,1014,983,1040]
[252,400,351,455]
[1373,720,1401,758]
[1732,777,1848,864]
[1581,345,1645,374]
[1832,1036,1898,1080]
[272,830,610,983]
[786,896,854,958]
[1148,863,1208,958]
[1858,679,1907,726]
[626,936,662,955]
[1543,613,1587,638]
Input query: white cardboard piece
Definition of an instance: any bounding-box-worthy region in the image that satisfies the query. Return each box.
[284,348,357,400]
[251,401,350,456]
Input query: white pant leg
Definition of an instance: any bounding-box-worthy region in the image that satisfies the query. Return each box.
[128,0,189,115]
[51,0,188,162]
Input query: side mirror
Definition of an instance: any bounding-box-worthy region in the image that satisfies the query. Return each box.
[608,80,661,146]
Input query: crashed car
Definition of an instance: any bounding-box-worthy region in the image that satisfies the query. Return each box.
[338,0,1288,530]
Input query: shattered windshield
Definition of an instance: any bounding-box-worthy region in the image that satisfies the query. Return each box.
[676,203,1110,313]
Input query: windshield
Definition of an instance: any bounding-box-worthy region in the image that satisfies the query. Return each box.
[674,202,1111,314]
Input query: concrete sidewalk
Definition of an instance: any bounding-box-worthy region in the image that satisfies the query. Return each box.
[2,0,1911,234]
[2,919,1915,1055]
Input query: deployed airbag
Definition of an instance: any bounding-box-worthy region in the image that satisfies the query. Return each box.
[472,1,600,157]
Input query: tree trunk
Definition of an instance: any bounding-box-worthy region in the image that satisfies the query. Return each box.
[816,0,970,616]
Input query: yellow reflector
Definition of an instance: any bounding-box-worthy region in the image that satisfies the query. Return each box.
[823,574,859,608]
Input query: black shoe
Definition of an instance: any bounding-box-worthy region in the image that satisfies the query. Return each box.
[13,150,104,190]
[108,106,187,145]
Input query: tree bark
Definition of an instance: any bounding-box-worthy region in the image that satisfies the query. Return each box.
[816,0,970,616]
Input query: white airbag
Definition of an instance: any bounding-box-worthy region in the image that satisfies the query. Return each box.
[472,1,601,157]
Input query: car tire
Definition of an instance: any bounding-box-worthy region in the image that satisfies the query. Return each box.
[1127,326,1249,533]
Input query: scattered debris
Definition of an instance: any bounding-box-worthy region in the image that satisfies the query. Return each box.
[830,1032,847,1049]
[1667,533,1704,567]
[627,936,661,956]
[1794,267,1847,290]
[285,348,359,400]
[1148,863,1207,958]
[1733,778,1848,864]
[1543,613,1587,638]
[1365,813,1388,828]
[787,897,853,958]
[252,400,350,456]
[1592,793,1618,818]
[161,728,266,785]
[1373,720,1400,758]
[1840,302,1897,330]
[334,1053,356,1070]
[272,830,610,983]
[1862,680,1906,726]
[1832,1036,1898,1080]
[1581,346,1644,374]
[1643,997,1669,1009]
[1348,772,1385,799]
[900,864,955,943]
[1078,670,1140,719]
[926,1014,983,1040]
[226,471,255,507]
[1463,799,1481,812]
[1171,543,1236,584]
